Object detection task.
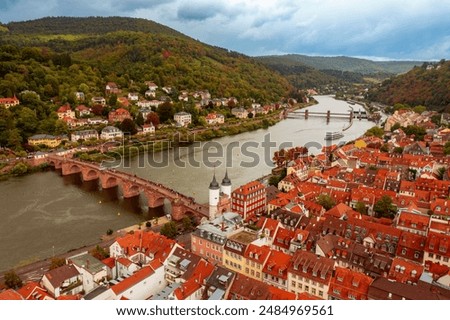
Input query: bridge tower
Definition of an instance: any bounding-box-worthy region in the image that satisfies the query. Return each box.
[209,173,220,220]
[221,169,232,197]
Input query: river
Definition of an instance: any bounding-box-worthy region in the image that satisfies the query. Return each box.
[0,95,374,272]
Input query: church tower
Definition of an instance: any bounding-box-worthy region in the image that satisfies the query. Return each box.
[209,173,220,220]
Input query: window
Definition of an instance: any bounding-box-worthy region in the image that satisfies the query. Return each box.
[319,291,323,297]
[428,253,434,258]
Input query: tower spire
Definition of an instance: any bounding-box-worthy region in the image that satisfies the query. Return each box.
[222,168,231,186]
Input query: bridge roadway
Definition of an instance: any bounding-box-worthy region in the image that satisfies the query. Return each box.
[287,110,367,120]
[47,155,209,221]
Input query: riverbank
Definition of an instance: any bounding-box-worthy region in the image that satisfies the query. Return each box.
[0,101,312,180]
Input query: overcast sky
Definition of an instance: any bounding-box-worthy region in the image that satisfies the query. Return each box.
[1,0,449,60]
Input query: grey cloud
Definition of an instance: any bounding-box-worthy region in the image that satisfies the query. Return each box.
[176,1,232,22]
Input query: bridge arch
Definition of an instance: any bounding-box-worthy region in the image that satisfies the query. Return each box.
[82,168,99,182]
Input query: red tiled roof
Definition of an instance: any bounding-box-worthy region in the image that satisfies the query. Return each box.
[117,257,133,268]
[396,211,430,233]
[244,244,271,264]
[228,273,296,300]
[111,266,155,295]
[56,294,81,300]
[173,260,214,300]
[114,230,176,262]
[232,180,265,196]
[273,227,295,250]
[0,289,23,300]
[16,282,52,300]
[426,232,450,258]
[262,250,291,280]
[289,250,334,285]
[388,257,424,284]
[328,267,373,300]
[102,257,116,269]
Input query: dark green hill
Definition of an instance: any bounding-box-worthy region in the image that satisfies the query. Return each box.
[367,61,450,111]
[4,16,186,38]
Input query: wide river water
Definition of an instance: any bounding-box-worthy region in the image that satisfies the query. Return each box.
[0,95,374,272]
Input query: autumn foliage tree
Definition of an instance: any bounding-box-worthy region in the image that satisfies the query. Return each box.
[146,112,160,128]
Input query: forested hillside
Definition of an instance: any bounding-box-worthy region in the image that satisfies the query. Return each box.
[367,61,450,111]
[0,17,293,150]
[0,17,292,101]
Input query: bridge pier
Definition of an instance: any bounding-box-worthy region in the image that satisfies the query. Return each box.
[145,189,165,208]
[61,162,82,176]
[81,167,99,182]
[100,172,119,189]
[122,181,141,198]
[171,198,185,221]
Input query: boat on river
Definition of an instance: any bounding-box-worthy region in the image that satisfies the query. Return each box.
[324,132,344,140]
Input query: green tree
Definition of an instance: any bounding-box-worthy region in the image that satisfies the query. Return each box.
[146,112,160,127]
[136,112,144,126]
[108,94,118,107]
[436,167,446,180]
[391,122,401,131]
[355,201,367,215]
[380,144,389,153]
[402,125,426,141]
[11,162,28,175]
[317,194,336,211]
[120,118,137,135]
[365,126,384,138]
[373,195,397,219]
[16,107,39,137]
[157,102,174,123]
[444,142,450,155]
[393,147,404,154]
[182,216,193,231]
[160,221,177,239]
[413,105,427,114]
[54,119,69,135]
[90,245,109,260]
[7,128,23,149]
[3,270,22,289]
[49,257,66,270]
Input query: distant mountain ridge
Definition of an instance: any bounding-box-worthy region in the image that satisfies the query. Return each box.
[256,54,425,75]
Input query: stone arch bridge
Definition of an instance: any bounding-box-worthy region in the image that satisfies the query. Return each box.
[47,155,209,221]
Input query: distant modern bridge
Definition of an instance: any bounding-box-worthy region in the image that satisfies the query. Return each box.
[47,155,209,221]
[287,109,367,121]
